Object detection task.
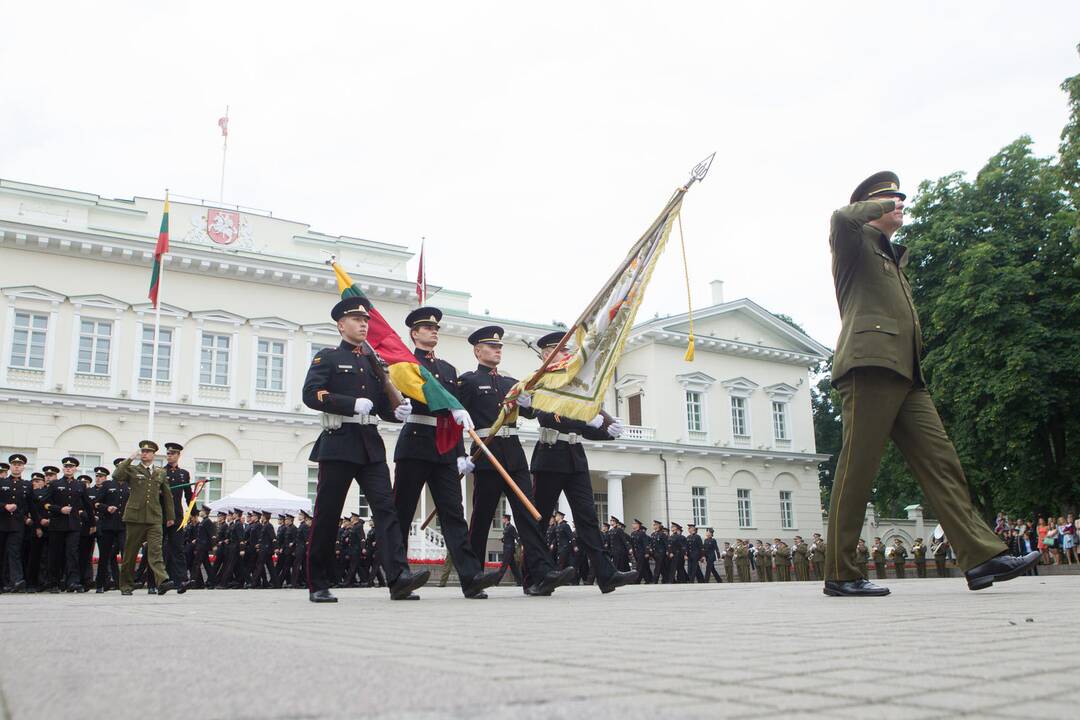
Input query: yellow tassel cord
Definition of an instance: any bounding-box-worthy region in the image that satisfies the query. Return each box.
[678,212,695,361]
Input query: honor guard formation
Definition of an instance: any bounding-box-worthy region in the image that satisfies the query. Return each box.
[0,171,1042,601]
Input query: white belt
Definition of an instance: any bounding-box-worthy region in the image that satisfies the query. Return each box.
[539,428,580,445]
[475,427,518,439]
[341,414,380,425]
[405,414,438,427]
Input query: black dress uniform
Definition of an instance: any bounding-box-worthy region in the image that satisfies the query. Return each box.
[79,475,100,586]
[163,449,193,585]
[609,520,632,572]
[555,517,574,570]
[629,522,653,584]
[0,465,27,591]
[499,520,521,584]
[302,297,418,598]
[192,510,216,588]
[665,526,688,584]
[651,524,669,584]
[94,468,127,591]
[43,469,94,590]
[291,515,309,588]
[703,535,722,582]
[457,325,568,591]
[685,527,705,583]
[28,476,49,589]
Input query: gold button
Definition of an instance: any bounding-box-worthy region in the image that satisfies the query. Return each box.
[875,324,881,329]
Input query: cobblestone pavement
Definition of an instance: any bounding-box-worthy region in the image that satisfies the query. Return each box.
[1,576,1074,719]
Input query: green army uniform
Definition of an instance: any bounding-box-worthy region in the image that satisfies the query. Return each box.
[755,546,770,582]
[774,543,792,581]
[824,172,1006,582]
[933,540,949,577]
[722,546,734,583]
[793,541,810,581]
[855,544,870,578]
[114,453,175,592]
[734,543,751,583]
[871,542,888,579]
[913,540,927,578]
[892,542,908,579]
[810,540,826,580]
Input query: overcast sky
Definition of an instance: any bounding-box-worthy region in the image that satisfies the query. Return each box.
[3,2,1077,348]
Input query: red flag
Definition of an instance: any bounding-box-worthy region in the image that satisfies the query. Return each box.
[148,196,169,307]
[218,116,229,137]
[415,238,427,304]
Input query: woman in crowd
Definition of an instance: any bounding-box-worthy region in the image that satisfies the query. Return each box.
[1058,516,1076,565]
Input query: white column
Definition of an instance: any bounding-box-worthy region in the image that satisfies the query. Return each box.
[605,471,630,524]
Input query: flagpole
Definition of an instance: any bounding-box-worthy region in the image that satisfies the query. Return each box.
[219,105,229,203]
[148,190,169,442]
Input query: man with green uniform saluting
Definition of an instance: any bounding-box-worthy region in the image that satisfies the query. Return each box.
[115,441,178,596]
[823,172,1039,596]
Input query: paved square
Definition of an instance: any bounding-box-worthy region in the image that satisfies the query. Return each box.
[1,576,1074,719]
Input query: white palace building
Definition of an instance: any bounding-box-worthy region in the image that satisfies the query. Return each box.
[0,179,831,561]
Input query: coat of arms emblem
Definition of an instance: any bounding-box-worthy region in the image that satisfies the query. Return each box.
[206,209,240,245]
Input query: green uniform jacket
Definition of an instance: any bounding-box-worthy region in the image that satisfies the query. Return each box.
[775,545,791,564]
[793,543,809,566]
[913,543,926,562]
[856,546,870,564]
[830,199,924,386]
[114,459,175,525]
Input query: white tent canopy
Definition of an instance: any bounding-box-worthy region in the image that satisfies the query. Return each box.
[207,472,312,515]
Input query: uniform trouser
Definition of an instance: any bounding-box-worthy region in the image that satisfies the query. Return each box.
[894,561,906,579]
[612,550,631,573]
[935,558,948,577]
[163,523,188,583]
[634,552,654,583]
[856,562,868,579]
[308,460,409,593]
[192,548,214,586]
[252,548,275,586]
[394,459,484,585]
[776,565,790,582]
[825,367,1006,581]
[499,549,523,585]
[533,470,617,586]
[687,555,704,582]
[756,561,769,582]
[438,552,455,586]
[1,529,24,586]
[737,561,751,582]
[95,529,120,589]
[218,546,241,586]
[723,561,734,584]
[28,531,45,586]
[704,559,722,582]
[120,523,168,591]
[765,564,774,582]
[874,560,888,579]
[811,561,824,580]
[345,553,363,585]
[468,467,554,589]
[794,562,808,581]
[573,547,591,583]
[78,533,94,585]
[665,554,688,583]
[47,530,79,587]
[275,554,292,587]
[291,548,306,586]
[915,561,926,578]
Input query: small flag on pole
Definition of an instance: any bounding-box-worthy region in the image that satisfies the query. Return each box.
[218,115,229,137]
[148,195,169,308]
[415,238,427,305]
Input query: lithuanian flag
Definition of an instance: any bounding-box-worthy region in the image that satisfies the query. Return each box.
[148,195,169,307]
[330,261,464,453]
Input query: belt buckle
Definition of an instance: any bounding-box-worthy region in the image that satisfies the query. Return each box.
[539,427,558,445]
[567,433,580,444]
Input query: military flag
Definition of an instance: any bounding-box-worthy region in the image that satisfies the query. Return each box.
[148,194,169,307]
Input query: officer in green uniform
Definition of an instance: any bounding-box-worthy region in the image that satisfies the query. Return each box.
[721,542,734,583]
[912,537,927,578]
[933,537,950,578]
[792,536,809,581]
[115,441,177,596]
[891,538,908,579]
[823,171,1037,597]
[855,538,870,578]
[809,534,826,581]
[734,540,751,583]
[754,541,770,583]
[871,537,888,579]
[774,539,792,582]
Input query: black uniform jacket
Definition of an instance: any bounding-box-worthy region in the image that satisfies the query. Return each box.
[303,340,398,465]
[394,348,464,464]
[530,410,611,474]
[43,478,94,533]
[457,364,531,472]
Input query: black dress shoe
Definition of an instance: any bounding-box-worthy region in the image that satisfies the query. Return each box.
[147,587,158,595]
[49,586,60,594]
[121,589,133,596]
[390,569,430,600]
[176,581,189,595]
[526,567,578,596]
[965,550,1040,591]
[95,587,105,594]
[309,589,338,603]
[157,580,176,595]
[598,570,639,594]
[12,580,26,593]
[72,584,87,593]
[823,579,890,596]
[462,569,502,599]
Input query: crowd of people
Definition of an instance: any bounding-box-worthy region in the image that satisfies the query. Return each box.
[993,512,1079,566]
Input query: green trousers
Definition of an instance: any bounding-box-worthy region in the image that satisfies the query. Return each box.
[825,368,1005,582]
[120,522,168,591]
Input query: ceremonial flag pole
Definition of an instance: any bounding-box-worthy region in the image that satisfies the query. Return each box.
[416,237,427,305]
[147,192,170,441]
[218,107,229,202]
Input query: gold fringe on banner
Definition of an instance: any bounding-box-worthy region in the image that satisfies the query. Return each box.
[678,212,695,362]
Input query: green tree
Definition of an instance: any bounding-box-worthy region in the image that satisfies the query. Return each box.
[811,359,841,508]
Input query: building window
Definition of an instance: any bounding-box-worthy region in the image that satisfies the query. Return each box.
[772,401,790,443]
[780,490,795,529]
[307,466,319,502]
[139,326,172,381]
[594,492,608,522]
[256,338,286,391]
[253,462,280,487]
[76,319,112,375]
[66,453,102,471]
[731,397,748,438]
[691,486,709,526]
[310,343,335,360]
[686,390,703,432]
[200,333,231,386]
[737,488,753,528]
[487,551,503,564]
[627,394,642,426]
[357,490,370,518]
[196,460,224,501]
[10,311,48,370]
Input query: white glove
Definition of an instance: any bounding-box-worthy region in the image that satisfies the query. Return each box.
[587,414,604,429]
[451,408,474,432]
[457,456,475,475]
[353,398,374,416]
[515,392,532,409]
[607,422,624,439]
[394,398,412,422]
